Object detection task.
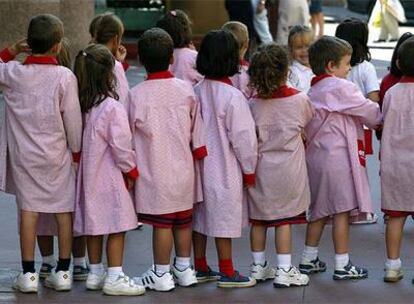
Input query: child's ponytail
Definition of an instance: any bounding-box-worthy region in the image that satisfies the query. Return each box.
[74,44,119,113]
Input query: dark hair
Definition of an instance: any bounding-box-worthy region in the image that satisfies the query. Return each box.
[397,37,414,77]
[309,36,352,75]
[95,14,124,45]
[156,10,192,48]
[335,18,370,66]
[222,21,249,50]
[89,12,114,40]
[138,28,173,73]
[288,25,313,50]
[74,44,118,113]
[390,32,413,77]
[57,37,71,69]
[196,30,239,78]
[27,14,63,54]
[248,43,289,98]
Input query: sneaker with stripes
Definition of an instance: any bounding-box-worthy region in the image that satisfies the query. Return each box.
[299,257,327,275]
[133,267,175,292]
[333,261,368,280]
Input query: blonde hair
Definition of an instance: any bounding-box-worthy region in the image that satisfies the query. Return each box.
[222,21,249,50]
[57,37,71,69]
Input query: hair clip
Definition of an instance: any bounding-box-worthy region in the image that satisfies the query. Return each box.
[170,10,177,17]
[82,51,87,57]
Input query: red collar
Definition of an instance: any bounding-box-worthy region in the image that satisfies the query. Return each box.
[205,77,233,86]
[146,70,174,80]
[23,55,58,65]
[271,85,300,98]
[240,59,249,67]
[311,74,333,86]
[400,76,414,83]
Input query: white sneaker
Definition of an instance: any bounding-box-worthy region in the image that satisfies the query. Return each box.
[273,266,309,288]
[44,270,72,291]
[103,274,145,296]
[250,261,276,281]
[172,265,198,287]
[133,266,175,292]
[12,272,39,293]
[384,268,403,283]
[86,272,106,290]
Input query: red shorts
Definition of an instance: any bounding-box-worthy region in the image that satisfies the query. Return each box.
[138,209,193,228]
[382,209,414,218]
[250,212,307,227]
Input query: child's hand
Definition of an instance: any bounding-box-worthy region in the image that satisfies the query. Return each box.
[72,162,79,174]
[126,176,135,191]
[9,39,31,56]
[116,45,127,62]
[188,42,196,50]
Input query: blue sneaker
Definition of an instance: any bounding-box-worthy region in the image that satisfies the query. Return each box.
[39,263,54,279]
[299,257,327,275]
[195,267,221,283]
[333,261,368,280]
[73,265,89,281]
[217,271,256,288]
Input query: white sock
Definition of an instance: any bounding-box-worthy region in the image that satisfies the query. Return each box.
[252,251,266,266]
[334,253,350,270]
[385,258,402,270]
[155,264,170,276]
[73,257,87,268]
[302,246,318,262]
[277,254,292,271]
[106,266,123,282]
[89,263,105,276]
[174,257,191,271]
[42,255,56,267]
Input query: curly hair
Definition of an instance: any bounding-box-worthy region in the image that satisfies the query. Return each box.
[156,10,192,48]
[248,43,289,98]
[74,44,119,113]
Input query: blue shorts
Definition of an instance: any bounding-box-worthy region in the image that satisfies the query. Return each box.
[310,0,322,14]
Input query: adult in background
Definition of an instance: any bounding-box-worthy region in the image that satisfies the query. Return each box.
[310,0,324,38]
[370,0,406,42]
[276,0,310,45]
[225,0,258,54]
[251,0,273,44]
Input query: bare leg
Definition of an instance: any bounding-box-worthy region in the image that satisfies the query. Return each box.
[193,231,207,259]
[250,225,267,252]
[107,232,125,267]
[386,216,406,259]
[72,236,87,258]
[153,227,173,265]
[20,210,39,261]
[54,212,73,259]
[87,235,103,264]
[215,238,232,260]
[305,217,327,247]
[275,224,291,254]
[310,15,317,38]
[37,236,54,257]
[317,12,324,37]
[332,212,349,254]
[173,227,192,258]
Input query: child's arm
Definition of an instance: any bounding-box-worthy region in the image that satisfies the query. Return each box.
[333,81,383,129]
[59,73,83,163]
[190,96,207,160]
[225,98,258,187]
[106,104,139,184]
[0,39,30,87]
